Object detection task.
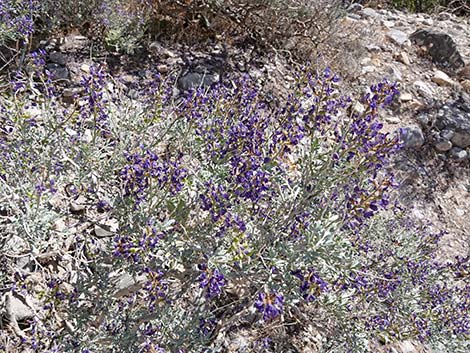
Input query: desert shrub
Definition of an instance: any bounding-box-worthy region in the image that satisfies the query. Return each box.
[96,0,149,54]
[1,1,348,67]
[94,0,345,58]
[389,0,469,14]
[0,51,468,353]
[34,0,101,32]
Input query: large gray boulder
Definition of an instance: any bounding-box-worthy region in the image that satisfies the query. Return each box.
[409,29,465,70]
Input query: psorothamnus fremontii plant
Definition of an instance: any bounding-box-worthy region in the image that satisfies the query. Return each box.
[0,50,468,353]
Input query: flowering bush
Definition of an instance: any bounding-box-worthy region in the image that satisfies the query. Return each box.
[0,49,468,353]
[0,0,35,41]
[0,0,36,70]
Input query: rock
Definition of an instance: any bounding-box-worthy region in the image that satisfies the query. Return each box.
[346,13,362,21]
[461,80,470,93]
[177,71,219,91]
[16,255,31,271]
[46,63,69,81]
[382,20,395,28]
[4,293,34,321]
[435,102,470,148]
[454,92,470,113]
[431,70,454,86]
[386,29,409,47]
[399,93,413,102]
[386,116,401,124]
[352,102,365,114]
[400,126,425,149]
[449,147,468,160]
[70,196,87,214]
[386,64,403,81]
[48,52,67,66]
[398,340,416,353]
[157,64,169,73]
[111,271,147,298]
[362,66,375,74]
[94,224,114,238]
[24,107,42,118]
[52,218,67,232]
[361,57,372,66]
[451,132,470,148]
[440,129,455,140]
[397,51,410,65]
[93,219,119,238]
[80,64,91,73]
[413,80,435,99]
[361,7,380,19]
[365,44,382,52]
[423,18,434,26]
[457,66,470,81]
[4,235,29,253]
[62,87,82,103]
[438,12,452,21]
[409,29,465,70]
[347,3,363,12]
[409,100,424,110]
[434,138,453,152]
[82,129,93,143]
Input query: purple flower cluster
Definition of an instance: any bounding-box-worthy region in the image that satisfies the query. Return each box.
[199,317,216,336]
[140,342,166,353]
[340,82,400,228]
[113,219,165,262]
[120,147,187,202]
[197,263,226,299]
[142,267,168,311]
[181,79,275,205]
[366,314,392,332]
[374,270,402,299]
[254,291,284,321]
[292,268,329,302]
[0,0,35,39]
[141,70,174,113]
[199,181,246,236]
[15,49,56,97]
[79,65,111,135]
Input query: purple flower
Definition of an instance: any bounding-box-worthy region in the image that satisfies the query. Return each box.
[120,147,187,203]
[142,268,168,311]
[198,264,226,299]
[199,317,216,336]
[254,291,284,321]
[292,268,328,302]
[367,314,392,331]
[140,341,167,353]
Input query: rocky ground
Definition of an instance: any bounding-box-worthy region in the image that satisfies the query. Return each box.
[1,4,469,353]
[339,5,470,261]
